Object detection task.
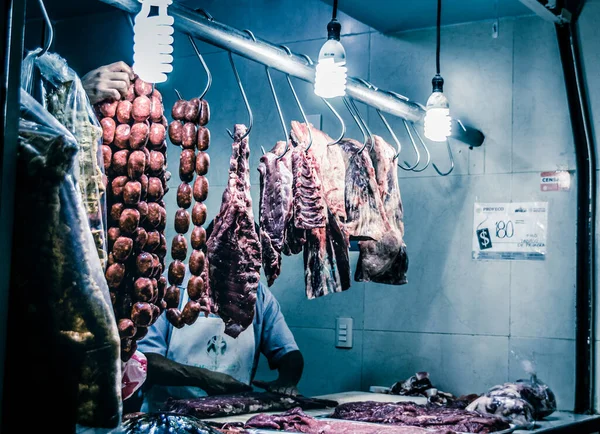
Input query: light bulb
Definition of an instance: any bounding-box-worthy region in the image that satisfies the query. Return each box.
[133,0,174,84]
[314,19,347,98]
[424,75,451,142]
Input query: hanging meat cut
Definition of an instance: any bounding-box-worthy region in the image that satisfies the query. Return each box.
[258,141,293,286]
[339,139,389,241]
[356,135,408,285]
[290,121,346,222]
[291,146,327,230]
[288,126,351,299]
[207,124,261,338]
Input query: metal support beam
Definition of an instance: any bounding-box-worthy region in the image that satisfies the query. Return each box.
[556,20,596,415]
[100,0,423,123]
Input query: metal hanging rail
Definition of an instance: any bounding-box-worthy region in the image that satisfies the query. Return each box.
[101,0,424,122]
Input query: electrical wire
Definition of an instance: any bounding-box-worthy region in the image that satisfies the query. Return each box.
[333,0,338,20]
[436,0,441,75]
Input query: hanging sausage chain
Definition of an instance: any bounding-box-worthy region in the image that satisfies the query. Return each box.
[166,96,211,328]
[98,77,170,362]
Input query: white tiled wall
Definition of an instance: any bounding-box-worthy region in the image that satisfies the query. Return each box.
[38,0,600,413]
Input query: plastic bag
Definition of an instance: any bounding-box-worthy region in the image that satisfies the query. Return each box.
[10,89,122,428]
[21,48,108,270]
[122,351,148,401]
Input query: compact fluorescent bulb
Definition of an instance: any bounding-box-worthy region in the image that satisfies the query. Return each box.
[424,75,451,142]
[314,19,347,98]
[133,0,175,84]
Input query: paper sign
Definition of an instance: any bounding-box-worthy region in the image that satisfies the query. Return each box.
[472,202,548,261]
[541,171,571,192]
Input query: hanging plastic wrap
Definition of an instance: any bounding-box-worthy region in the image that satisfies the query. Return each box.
[21,49,108,269]
[11,89,122,428]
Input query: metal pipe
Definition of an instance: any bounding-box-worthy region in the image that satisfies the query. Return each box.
[99,0,425,122]
[556,20,596,414]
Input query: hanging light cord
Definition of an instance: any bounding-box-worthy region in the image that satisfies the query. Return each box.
[332,0,338,20]
[436,0,441,75]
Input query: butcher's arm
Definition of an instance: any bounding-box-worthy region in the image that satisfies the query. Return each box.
[253,285,303,395]
[144,352,252,395]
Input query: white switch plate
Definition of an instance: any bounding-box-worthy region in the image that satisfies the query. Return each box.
[336,317,353,349]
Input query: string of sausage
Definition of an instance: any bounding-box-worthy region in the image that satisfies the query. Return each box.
[166,97,211,328]
[98,77,170,362]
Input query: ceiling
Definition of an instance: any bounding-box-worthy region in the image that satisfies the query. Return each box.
[320,0,534,33]
[27,0,536,28]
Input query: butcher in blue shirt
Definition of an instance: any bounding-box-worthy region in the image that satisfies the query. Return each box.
[136,221,303,413]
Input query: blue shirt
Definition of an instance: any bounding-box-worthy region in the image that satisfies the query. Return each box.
[137,282,298,379]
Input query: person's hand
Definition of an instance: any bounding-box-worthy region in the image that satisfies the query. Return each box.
[82,61,135,105]
[201,371,253,396]
[253,379,299,397]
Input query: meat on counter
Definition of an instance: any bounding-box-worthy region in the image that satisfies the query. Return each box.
[331,401,511,433]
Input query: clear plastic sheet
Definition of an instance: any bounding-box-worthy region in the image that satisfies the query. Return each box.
[12,89,122,428]
[21,48,108,269]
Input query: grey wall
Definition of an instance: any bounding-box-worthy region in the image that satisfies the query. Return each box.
[28,0,600,413]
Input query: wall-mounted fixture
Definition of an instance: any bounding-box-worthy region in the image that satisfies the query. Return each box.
[132,0,174,83]
[424,0,451,142]
[314,0,347,98]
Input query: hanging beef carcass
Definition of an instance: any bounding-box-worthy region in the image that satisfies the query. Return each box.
[207,124,261,338]
[339,138,390,241]
[289,125,350,299]
[258,141,293,286]
[355,135,408,285]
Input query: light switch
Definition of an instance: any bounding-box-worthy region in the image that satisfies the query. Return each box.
[336,317,353,349]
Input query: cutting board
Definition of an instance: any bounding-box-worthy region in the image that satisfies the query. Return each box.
[201,391,428,424]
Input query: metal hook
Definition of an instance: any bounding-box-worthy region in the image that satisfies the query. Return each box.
[226,51,253,141]
[343,97,369,154]
[374,109,400,157]
[279,45,313,152]
[196,9,214,21]
[36,0,54,57]
[174,89,183,100]
[348,97,373,154]
[432,139,455,176]
[409,124,432,172]
[188,36,212,100]
[242,30,289,159]
[393,119,421,171]
[298,53,345,147]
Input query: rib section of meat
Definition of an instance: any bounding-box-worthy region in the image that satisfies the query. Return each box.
[161,392,338,419]
[258,141,293,286]
[332,401,511,433]
[207,124,261,338]
[291,146,327,230]
[356,135,408,285]
[291,121,347,222]
[339,139,390,241]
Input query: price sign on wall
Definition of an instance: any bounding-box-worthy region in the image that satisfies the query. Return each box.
[472,202,548,261]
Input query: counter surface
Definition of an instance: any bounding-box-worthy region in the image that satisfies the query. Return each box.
[203,391,600,434]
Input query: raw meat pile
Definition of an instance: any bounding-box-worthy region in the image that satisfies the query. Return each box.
[257,122,406,299]
[206,125,262,338]
[166,96,212,328]
[331,401,511,433]
[232,408,455,434]
[98,77,170,362]
[466,378,556,428]
[161,391,338,419]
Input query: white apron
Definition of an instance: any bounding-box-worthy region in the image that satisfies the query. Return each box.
[143,292,255,412]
